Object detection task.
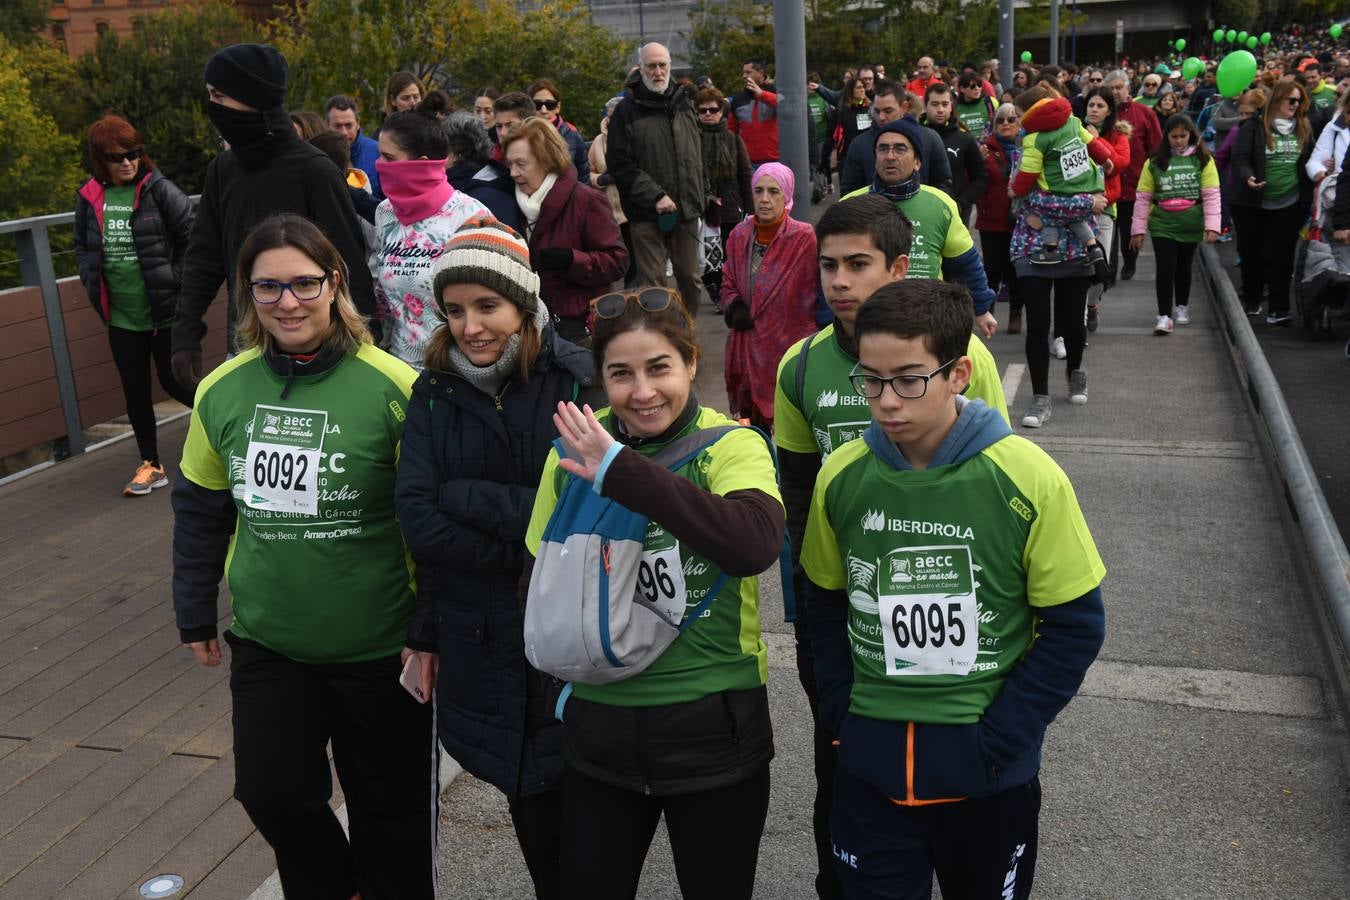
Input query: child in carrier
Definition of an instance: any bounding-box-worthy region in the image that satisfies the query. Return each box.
[1009,85,1115,279]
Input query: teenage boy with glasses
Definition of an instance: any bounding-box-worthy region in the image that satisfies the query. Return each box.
[798,277,1105,899]
[773,196,1007,900]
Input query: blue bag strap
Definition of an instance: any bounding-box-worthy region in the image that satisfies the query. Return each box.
[554,682,573,721]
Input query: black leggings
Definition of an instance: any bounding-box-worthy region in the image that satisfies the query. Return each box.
[107,326,195,464]
[1150,236,1199,316]
[1230,203,1304,315]
[559,763,771,900]
[507,789,562,900]
[979,230,1022,314]
[1116,199,1138,269]
[1021,275,1091,395]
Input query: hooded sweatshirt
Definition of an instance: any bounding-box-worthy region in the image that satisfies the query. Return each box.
[1010,97,1113,198]
[801,396,1106,803]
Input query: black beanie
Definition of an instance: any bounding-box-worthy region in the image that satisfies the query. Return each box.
[203,43,288,112]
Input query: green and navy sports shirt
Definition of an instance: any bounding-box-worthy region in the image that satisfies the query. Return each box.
[180,343,417,664]
[774,324,1009,461]
[801,433,1105,724]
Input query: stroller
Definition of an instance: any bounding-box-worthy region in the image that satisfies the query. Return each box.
[1294,173,1350,339]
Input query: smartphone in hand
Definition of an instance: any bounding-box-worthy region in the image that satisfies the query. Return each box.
[400,654,429,703]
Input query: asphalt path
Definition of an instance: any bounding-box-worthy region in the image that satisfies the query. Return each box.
[1212,239,1350,539]
[426,201,1350,899]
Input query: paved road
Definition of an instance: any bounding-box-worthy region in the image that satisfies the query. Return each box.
[431,219,1350,898]
[1212,240,1350,539]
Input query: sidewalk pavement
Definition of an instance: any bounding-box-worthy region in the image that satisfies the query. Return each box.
[431,231,1350,897]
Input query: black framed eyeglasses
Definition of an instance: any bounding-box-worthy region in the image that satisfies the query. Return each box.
[591,287,687,320]
[534,99,560,111]
[248,275,329,305]
[103,148,142,164]
[849,359,957,400]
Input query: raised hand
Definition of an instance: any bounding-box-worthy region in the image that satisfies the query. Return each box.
[553,402,616,482]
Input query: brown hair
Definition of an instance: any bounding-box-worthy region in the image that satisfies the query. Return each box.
[695,86,726,108]
[423,294,541,384]
[590,289,700,373]
[86,115,156,177]
[528,78,562,103]
[502,117,572,177]
[1013,85,1053,113]
[384,71,422,115]
[289,110,328,141]
[854,279,973,367]
[1263,80,1311,151]
[232,215,371,355]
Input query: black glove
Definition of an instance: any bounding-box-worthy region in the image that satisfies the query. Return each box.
[537,247,573,272]
[171,349,203,391]
[724,301,753,331]
[596,172,614,187]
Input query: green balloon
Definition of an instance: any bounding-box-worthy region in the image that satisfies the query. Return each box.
[1020,50,1032,63]
[1237,31,1248,44]
[1246,36,1258,49]
[1332,24,1344,39]
[1213,29,1225,43]
[1175,38,1186,52]
[1216,49,1257,98]
[1182,57,1204,80]
[1260,32,1272,45]
[1225,29,1236,43]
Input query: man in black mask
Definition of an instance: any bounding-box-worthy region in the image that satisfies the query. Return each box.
[171,43,375,389]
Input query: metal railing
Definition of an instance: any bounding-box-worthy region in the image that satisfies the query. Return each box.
[1,209,88,455]
[1198,243,1350,713]
[0,197,199,460]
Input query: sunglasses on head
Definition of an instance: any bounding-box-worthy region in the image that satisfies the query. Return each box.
[591,287,687,321]
[534,99,559,111]
[103,148,142,164]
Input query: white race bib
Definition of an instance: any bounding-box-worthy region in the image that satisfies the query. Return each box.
[634,524,687,625]
[1059,139,1091,182]
[876,545,979,676]
[856,112,873,132]
[243,405,327,515]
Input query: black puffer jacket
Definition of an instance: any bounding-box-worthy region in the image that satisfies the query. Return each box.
[395,328,601,797]
[73,169,195,324]
[606,70,707,224]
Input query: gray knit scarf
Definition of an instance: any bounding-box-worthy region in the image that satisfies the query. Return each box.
[445,298,552,397]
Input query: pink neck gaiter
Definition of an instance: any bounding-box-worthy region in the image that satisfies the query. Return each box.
[376,158,454,225]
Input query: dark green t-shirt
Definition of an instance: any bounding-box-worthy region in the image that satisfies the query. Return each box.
[102,185,153,331]
[179,344,418,664]
[1264,132,1301,202]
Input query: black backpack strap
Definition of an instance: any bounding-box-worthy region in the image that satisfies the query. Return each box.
[794,333,816,415]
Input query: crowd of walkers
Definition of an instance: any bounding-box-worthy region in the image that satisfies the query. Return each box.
[59,26,1345,900]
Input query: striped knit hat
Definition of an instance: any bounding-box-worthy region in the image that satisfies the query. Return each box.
[430,217,541,315]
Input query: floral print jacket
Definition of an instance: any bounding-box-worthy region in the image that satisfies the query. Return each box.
[369,190,488,366]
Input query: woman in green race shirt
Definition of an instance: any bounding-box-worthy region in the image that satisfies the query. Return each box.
[172,214,435,899]
[1129,114,1221,335]
[1230,80,1315,325]
[523,288,785,900]
[74,115,196,496]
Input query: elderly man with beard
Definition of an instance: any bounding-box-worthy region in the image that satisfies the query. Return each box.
[606,42,711,314]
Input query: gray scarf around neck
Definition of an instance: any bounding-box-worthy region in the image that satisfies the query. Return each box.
[446,298,551,397]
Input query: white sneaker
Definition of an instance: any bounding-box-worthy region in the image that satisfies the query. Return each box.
[1051,336,1066,359]
[1174,305,1190,325]
[1154,315,1173,335]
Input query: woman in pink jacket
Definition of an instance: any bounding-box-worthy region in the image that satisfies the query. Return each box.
[720,163,820,431]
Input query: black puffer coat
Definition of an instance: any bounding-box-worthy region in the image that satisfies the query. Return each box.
[395,328,601,797]
[73,168,195,324]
